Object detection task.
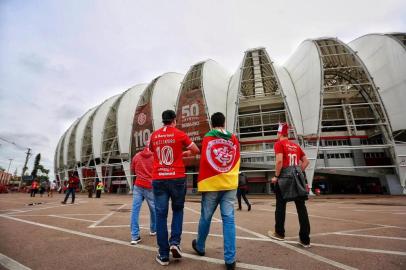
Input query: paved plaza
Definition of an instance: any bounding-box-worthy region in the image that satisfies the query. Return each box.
[0,193,405,270]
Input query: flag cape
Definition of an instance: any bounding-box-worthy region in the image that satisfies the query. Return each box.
[198,130,240,192]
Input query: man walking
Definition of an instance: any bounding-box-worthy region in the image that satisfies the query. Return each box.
[30,179,39,197]
[237,172,251,211]
[192,112,240,270]
[96,181,104,198]
[61,173,80,204]
[268,122,311,248]
[149,110,199,266]
[130,145,156,245]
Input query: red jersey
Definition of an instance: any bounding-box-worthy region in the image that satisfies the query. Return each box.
[131,148,153,189]
[150,126,193,180]
[274,139,305,168]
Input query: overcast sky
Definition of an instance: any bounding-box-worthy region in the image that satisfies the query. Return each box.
[0,0,405,177]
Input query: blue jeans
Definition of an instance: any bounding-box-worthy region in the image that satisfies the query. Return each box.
[196,190,237,264]
[130,185,156,240]
[63,188,76,203]
[152,178,186,258]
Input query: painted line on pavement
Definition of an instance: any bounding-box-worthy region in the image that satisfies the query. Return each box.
[88,204,127,228]
[0,252,31,270]
[284,227,386,240]
[184,207,357,270]
[334,232,406,241]
[259,208,405,229]
[0,214,284,270]
[49,215,97,223]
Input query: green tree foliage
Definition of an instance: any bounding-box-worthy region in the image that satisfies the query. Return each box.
[31,153,41,178]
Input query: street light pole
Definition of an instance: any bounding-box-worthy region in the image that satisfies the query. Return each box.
[7,159,13,173]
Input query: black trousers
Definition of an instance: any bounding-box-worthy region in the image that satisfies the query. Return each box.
[96,190,102,198]
[237,188,250,209]
[63,188,76,203]
[274,184,311,244]
[30,189,37,197]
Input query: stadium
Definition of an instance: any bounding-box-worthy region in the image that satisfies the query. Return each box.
[54,33,406,195]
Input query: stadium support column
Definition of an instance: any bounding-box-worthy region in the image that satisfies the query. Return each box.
[394,143,406,195]
[77,167,85,191]
[304,147,318,195]
[95,164,103,186]
[122,160,132,194]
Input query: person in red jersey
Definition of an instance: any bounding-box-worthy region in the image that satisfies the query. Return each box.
[268,122,311,248]
[149,109,199,266]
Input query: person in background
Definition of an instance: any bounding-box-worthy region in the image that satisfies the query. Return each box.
[61,173,80,204]
[49,180,56,197]
[192,112,241,270]
[30,179,39,197]
[96,181,104,198]
[149,109,199,266]
[39,181,46,197]
[86,179,94,198]
[130,144,156,245]
[268,122,311,248]
[237,172,251,211]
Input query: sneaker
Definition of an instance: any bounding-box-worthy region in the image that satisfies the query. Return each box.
[225,261,236,270]
[155,254,169,266]
[130,237,141,245]
[192,239,205,256]
[298,241,311,248]
[61,201,66,204]
[170,245,182,259]
[268,231,285,241]
[149,231,157,236]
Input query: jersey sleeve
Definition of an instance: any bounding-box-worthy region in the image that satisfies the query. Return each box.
[299,145,306,159]
[181,131,193,148]
[274,141,284,155]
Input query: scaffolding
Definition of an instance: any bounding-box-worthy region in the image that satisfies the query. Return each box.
[236,48,296,171]
[311,38,397,179]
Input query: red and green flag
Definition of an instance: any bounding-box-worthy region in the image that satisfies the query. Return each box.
[198,130,240,192]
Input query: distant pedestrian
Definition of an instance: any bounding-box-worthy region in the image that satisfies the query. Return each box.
[149,109,199,266]
[268,123,311,248]
[237,172,251,211]
[39,181,46,197]
[130,145,156,245]
[192,112,240,270]
[96,181,104,198]
[61,173,80,204]
[86,179,94,198]
[49,181,56,197]
[30,180,39,197]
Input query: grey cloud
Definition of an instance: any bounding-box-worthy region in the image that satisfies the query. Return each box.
[19,53,67,75]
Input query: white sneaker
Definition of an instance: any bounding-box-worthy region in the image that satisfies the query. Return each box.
[149,231,157,236]
[170,245,182,259]
[130,237,141,245]
[299,241,311,248]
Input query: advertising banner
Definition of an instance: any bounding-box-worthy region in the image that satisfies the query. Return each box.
[176,88,211,167]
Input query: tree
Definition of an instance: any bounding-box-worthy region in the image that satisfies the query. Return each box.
[0,166,5,172]
[31,153,41,178]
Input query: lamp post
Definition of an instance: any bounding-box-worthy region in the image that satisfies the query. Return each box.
[7,159,13,173]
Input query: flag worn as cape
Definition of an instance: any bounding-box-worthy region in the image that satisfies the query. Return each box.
[198,129,240,192]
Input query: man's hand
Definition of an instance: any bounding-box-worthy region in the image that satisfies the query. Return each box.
[271,176,278,184]
[182,150,192,157]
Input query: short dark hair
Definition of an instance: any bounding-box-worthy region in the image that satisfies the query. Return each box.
[162,110,176,125]
[211,112,225,128]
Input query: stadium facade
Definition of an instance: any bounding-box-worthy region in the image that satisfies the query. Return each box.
[54,33,406,195]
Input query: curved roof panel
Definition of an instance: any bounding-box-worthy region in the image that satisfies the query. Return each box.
[117,84,147,155]
[92,94,121,159]
[151,72,184,129]
[202,59,231,118]
[349,33,406,132]
[284,40,322,136]
[226,66,241,132]
[274,65,304,135]
[55,133,65,172]
[74,106,99,162]
[63,119,80,167]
